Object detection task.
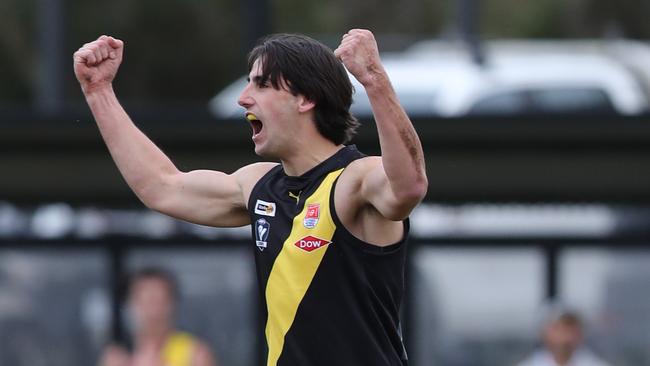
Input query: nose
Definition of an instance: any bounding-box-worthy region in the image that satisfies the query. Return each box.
[238,82,253,109]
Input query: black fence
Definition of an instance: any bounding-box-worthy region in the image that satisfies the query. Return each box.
[3,111,650,204]
[1,226,649,366]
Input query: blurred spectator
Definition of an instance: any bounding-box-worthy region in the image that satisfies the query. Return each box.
[99,267,217,366]
[516,303,612,366]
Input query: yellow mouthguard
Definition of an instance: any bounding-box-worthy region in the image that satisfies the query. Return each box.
[246,113,259,121]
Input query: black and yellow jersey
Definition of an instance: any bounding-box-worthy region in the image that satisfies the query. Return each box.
[247,145,409,366]
[162,331,197,366]
[122,331,198,366]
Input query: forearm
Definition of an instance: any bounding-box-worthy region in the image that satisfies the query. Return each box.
[85,86,179,205]
[365,75,428,200]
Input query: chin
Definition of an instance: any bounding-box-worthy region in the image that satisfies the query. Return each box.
[254,145,267,157]
[254,144,278,159]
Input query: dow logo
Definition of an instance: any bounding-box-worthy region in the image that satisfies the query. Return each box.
[294,236,331,252]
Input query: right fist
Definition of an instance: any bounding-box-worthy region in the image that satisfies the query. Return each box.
[73,35,124,94]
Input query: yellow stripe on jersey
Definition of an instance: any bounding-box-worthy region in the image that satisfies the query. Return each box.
[265,169,343,366]
[162,331,194,366]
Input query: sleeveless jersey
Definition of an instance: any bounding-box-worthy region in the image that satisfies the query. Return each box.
[247,145,409,366]
[162,331,196,366]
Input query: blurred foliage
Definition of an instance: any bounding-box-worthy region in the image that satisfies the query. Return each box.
[65,0,244,101]
[0,0,648,103]
[481,0,650,38]
[0,0,36,101]
[271,0,447,36]
[581,0,650,37]
[481,0,567,38]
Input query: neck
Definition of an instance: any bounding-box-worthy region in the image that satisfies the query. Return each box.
[281,141,343,176]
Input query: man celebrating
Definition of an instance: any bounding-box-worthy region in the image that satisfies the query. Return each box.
[74,29,427,366]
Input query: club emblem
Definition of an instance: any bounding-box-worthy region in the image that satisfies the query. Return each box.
[303,203,320,229]
[255,218,270,251]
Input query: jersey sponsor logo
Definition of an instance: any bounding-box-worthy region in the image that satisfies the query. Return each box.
[303,203,320,229]
[294,235,331,252]
[255,218,270,251]
[254,199,276,217]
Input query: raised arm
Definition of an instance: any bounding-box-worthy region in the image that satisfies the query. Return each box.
[73,36,269,227]
[334,29,427,220]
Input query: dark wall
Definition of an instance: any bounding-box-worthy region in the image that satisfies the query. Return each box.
[3,112,650,205]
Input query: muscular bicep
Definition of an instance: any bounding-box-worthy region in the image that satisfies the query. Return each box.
[149,163,274,227]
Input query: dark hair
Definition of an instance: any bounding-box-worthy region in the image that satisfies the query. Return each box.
[126,267,178,301]
[247,33,360,145]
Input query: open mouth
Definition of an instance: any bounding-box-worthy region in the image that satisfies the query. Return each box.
[246,112,263,136]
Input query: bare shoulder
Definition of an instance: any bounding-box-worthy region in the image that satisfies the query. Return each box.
[335,155,405,246]
[234,162,279,203]
[335,155,381,201]
[234,162,278,181]
[338,156,381,182]
[349,155,382,170]
[191,339,218,366]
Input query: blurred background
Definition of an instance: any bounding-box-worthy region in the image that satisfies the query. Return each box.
[2,0,650,365]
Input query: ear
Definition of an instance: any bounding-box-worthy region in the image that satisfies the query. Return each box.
[297,96,316,113]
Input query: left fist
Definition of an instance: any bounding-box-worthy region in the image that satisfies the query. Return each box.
[334,29,385,87]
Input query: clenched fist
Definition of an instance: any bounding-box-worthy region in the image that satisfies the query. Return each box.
[334,29,386,88]
[73,35,124,94]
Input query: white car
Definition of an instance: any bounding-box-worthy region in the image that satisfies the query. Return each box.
[209,39,649,119]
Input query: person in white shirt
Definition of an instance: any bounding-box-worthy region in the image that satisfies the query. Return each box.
[516,305,612,366]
